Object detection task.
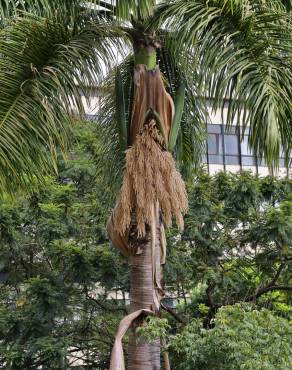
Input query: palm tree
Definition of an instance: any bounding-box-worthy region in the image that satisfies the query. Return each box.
[0,0,291,368]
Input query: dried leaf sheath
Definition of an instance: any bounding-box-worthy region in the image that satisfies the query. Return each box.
[130,65,174,145]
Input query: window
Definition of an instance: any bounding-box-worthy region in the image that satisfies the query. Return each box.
[204,124,290,174]
[208,124,221,134]
[207,133,223,155]
[241,135,256,166]
[241,136,252,156]
[279,158,285,167]
[208,134,218,155]
[209,154,224,164]
[242,156,256,166]
[207,133,223,164]
[225,156,240,165]
[224,134,239,155]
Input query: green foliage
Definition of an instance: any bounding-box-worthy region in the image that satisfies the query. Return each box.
[115,66,128,153]
[156,0,292,165]
[0,122,127,369]
[136,316,170,343]
[95,57,134,196]
[168,81,185,152]
[169,304,292,370]
[0,125,291,368]
[0,2,290,369]
[1,0,291,192]
[0,1,123,194]
[164,170,292,321]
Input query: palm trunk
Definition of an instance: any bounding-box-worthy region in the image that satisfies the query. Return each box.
[128,209,161,369]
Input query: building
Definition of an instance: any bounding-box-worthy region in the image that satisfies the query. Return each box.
[205,104,289,177]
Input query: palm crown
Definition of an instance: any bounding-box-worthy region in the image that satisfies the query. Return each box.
[0,0,291,194]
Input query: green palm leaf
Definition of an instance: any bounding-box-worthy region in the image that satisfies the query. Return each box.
[156,0,292,167]
[0,0,82,25]
[86,0,156,21]
[0,9,122,194]
[157,45,207,175]
[94,56,133,198]
[1,0,291,194]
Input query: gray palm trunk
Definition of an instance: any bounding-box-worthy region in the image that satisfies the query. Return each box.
[128,220,162,369]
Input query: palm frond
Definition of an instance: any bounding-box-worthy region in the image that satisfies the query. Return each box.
[156,0,292,167]
[0,9,122,194]
[115,66,127,152]
[0,0,81,25]
[115,0,156,21]
[168,81,185,152]
[87,0,156,22]
[94,56,134,198]
[157,46,207,176]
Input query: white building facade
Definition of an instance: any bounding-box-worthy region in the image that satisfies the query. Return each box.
[205,106,289,177]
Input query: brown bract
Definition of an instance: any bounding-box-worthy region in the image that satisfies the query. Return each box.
[130,65,174,145]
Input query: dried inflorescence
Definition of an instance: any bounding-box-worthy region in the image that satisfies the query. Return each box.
[114,121,188,236]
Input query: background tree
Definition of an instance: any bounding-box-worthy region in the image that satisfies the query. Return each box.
[0,123,291,368]
[165,171,292,325]
[0,1,291,369]
[0,122,128,369]
[167,304,291,370]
